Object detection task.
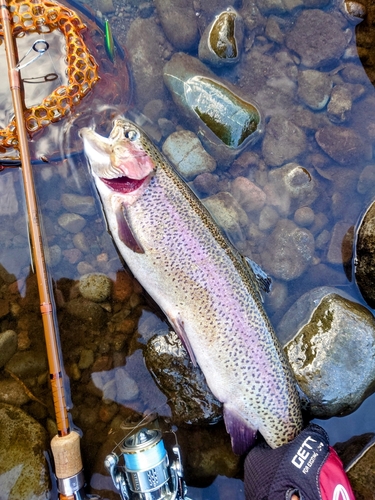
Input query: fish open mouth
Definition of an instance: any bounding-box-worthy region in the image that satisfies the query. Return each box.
[100,175,148,194]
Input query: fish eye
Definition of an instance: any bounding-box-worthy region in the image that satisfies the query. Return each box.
[124,128,139,141]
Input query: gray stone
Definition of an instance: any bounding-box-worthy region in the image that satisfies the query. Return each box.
[280,288,375,417]
[285,10,348,68]
[126,17,171,108]
[261,219,315,280]
[355,201,375,308]
[78,349,94,370]
[0,330,17,368]
[0,379,30,406]
[79,273,112,303]
[327,85,353,123]
[154,0,199,51]
[198,8,244,67]
[163,53,262,162]
[262,116,307,167]
[357,164,375,195]
[65,298,107,327]
[0,403,50,500]
[162,130,216,180]
[265,16,285,44]
[58,213,87,233]
[203,192,248,242]
[145,331,222,424]
[231,176,266,214]
[326,221,353,265]
[259,206,279,232]
[294,207,315,228]
[61,193,96,216]
[73,232,90,253]
[45,244,62,267]
[297,70,332,110]
[315,126,370,165]
[5,350,48,379]
[268,162,318,207]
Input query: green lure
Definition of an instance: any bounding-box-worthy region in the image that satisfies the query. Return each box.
[104,18,115,63]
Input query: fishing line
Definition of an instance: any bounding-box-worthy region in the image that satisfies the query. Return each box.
[110,400,172,455]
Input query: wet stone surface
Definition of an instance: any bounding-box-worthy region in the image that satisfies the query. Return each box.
[280,287,375,418]
[0,403,50,500]
[144,331,223,424]
[355,200,375,308]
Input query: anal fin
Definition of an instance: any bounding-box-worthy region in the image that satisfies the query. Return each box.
[224,405,258,455]
[116,204,144,254]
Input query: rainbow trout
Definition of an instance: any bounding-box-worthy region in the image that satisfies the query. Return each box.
[80,118,303,453]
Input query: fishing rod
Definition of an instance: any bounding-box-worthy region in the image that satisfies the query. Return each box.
[0,1,85,499]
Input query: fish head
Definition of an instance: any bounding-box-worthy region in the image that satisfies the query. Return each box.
[79,118,156,204]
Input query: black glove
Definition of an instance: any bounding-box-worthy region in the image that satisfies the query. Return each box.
[244,424,355,500]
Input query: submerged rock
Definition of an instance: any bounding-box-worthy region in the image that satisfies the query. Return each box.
[285,10,348,68]
[126,17,171,108]
[262,115,307,168]
[0,330,17,369]
[203,191,248,242]
[0,403,50,499]
[355,201,375,308]
[339,434,375,499]
[297,70,332,110]
[261,219,315,280]
[78,273,112,303]
[154,0,199,51]
[162,129,217,180]
[198,8,244,66]
[163,53,261,160]
[144,331,222,425]
[315,126,370,165]
[279,287,375,418]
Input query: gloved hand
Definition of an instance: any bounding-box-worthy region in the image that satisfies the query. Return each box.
[244,424,355,499]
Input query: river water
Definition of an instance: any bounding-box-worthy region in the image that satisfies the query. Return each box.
[0,0,375,498]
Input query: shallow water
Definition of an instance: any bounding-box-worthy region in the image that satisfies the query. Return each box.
[1,0,375,498]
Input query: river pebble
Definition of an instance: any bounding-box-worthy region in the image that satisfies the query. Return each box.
[297,70,332,110]
[231,176,266,214]
[285,10,348,67]
[0,379,30,406]
[79,273,112,303]
[203,192,248,242]
[262,115,307,167]
[5,350,47,379]
[0,330,17,368]
[327,84,353,123]
[315,125,370,165]
[261,219,315,280]
[144,330,222,424]
[279,287,375,417]
[58,213,87,233]
[154,0,199,51]
[126,17,171,108]
[198,8,244,67]
[355,200,375,308]
[61,193,96,216]
[65,298,108,327]
[0,403,50,499]
[162,130,217,180]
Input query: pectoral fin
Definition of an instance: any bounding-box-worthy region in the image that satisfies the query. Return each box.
[224,405,258,455]
[116,204,144,254]
[169,314,197,367]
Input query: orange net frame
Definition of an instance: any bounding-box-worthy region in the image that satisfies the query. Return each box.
[0,0,99,150]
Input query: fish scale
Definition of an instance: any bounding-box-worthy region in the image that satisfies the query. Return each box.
[80,119,303,453]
